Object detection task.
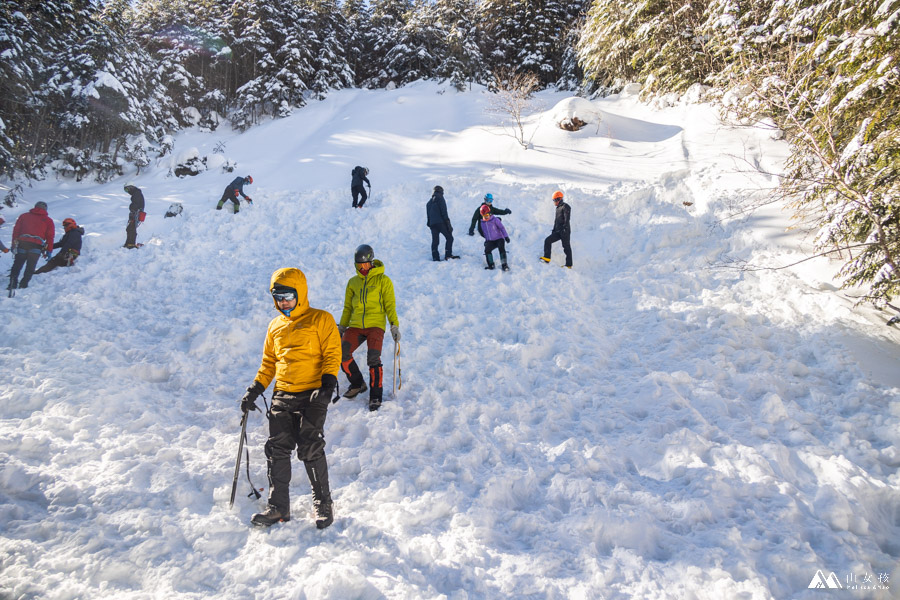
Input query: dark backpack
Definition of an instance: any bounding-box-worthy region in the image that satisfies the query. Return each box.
[352,166,367,177]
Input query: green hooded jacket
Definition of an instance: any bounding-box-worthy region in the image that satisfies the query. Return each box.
[339,260,399,331]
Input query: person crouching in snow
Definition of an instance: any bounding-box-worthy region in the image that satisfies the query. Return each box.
[35,218,83,275]
[338,244,401,411]
[479,204,510,271]
[216,175,253,213]
[239,267,341,529]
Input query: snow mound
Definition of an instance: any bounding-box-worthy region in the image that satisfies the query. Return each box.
[548,96,600,131]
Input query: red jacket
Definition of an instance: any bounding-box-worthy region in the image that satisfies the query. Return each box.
[13,207,55,253]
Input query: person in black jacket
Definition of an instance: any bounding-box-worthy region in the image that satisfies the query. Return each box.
[124,184,145,248]
[351,166,371,208]
[216,175,253,213]
[426,185,459,261]
[35,218,83,274]
[468,193,511,236]
[540,190,572,268]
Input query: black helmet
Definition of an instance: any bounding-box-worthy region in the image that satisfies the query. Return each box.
[354,244,374,263]
[433,185,444,194]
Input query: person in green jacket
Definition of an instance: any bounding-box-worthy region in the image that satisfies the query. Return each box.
[338,244,401,411]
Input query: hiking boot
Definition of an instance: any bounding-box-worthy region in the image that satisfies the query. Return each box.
[445,254,460,260]
[314,499,334,529]
[342,382,367,399]
[501,264,509,271]
[368,398,382,411]
[251,505,290,527]
[539,256,550,263]
[484,264,495,270]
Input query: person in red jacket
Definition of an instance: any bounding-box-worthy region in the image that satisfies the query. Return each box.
[8,201,55,290]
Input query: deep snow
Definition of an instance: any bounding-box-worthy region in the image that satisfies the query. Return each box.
[0,82,898,600]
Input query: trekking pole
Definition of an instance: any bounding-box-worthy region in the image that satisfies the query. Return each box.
[392,341,401,398]
[229,411,250,509]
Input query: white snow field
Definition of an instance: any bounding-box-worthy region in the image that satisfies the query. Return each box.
[1,82,898,599]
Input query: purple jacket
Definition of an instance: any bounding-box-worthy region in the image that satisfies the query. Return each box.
[479,215,509,241]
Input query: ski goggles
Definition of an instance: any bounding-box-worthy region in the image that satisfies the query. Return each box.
[271,290,297,302]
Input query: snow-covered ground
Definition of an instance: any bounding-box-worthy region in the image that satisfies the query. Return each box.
[1,82,898,599]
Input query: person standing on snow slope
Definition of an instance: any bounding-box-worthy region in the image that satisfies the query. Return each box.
[239,267,341,529]
[34,218,83,274]
[426,185,459,261]
[338,244,401,412]
[124,184,145,248]
[216,175,253,213]
[468,193,511,237]
[8,201,54,290]
[350,166,371,208]
[478,204,511,271]
[0,217,10,254]
[540,190,572,268]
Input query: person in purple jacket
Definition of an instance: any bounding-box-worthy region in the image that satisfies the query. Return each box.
[478,204,511,271]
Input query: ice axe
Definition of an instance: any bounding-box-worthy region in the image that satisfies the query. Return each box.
[230,407,263,509]
[392,341,401,398]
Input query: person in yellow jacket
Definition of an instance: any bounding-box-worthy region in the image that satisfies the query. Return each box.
[338,244,400,411]
[240,267,341,529]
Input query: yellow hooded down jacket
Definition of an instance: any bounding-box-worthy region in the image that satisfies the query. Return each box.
[254,268,341,393]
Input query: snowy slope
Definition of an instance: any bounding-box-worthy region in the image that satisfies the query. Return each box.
[1,82,898,600]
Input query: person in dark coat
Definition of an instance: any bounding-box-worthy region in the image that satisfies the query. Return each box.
[0,217,9,254]
[426,185,459,262]
[540,190,572,268]
[468,193,511,236]
[35,218,84,274]
[124,184,145,248]
[8,201,55,290]
[351,166,370,208]
[216,175,253,213]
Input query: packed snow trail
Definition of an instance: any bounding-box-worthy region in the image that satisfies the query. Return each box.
[1,83,897,599]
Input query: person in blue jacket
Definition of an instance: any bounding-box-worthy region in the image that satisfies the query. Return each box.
[35,218,84,274]
[216,175,253,213]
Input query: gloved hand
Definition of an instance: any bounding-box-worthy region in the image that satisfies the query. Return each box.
[240,381,265,413]
[507,209,512,214]
[1,248,8,253]
[338,325,348,337]
[505,237,510,243]
[246,197,253,204]
[310,374,337,406]
[390,325,401,342]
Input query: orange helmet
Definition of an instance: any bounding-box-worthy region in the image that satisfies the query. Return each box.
[552,190,564,201]
[246,175,253,184]
[62,218,77,231]
[480,204,492,219]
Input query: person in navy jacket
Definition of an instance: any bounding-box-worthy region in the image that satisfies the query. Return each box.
[216,175,253,213]
[35,218,84,275]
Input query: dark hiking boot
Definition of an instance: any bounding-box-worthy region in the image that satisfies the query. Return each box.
[484,264,495,270]
[445,254,460,259]
[251,505,290,527]
[314,499,334,529]
[343,382,367,398]
[368,398,382,411]
[501,264,509,271]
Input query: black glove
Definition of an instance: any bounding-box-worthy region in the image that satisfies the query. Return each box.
[241,381,265,413]
[505,237,510,243]
[507,209,512,214]
[309,374,337,406]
